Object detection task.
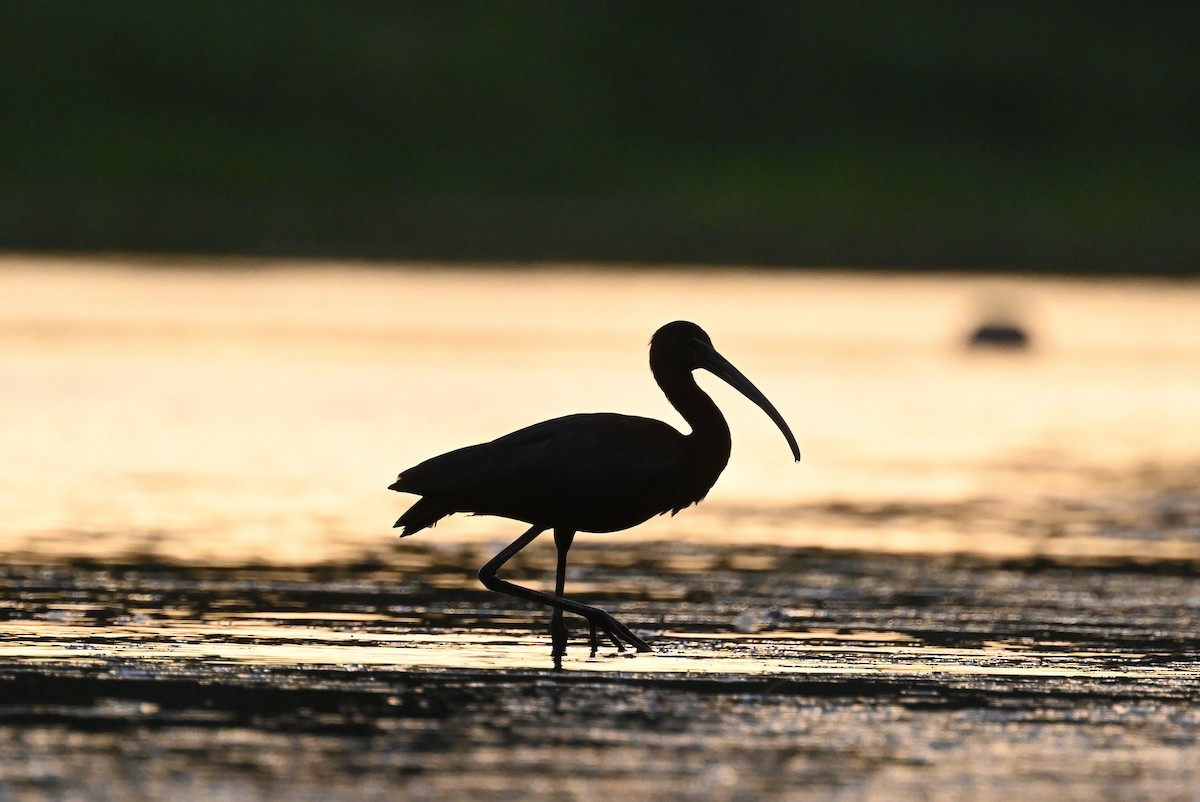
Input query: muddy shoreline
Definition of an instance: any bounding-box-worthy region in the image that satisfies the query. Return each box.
[3,545,1199,800]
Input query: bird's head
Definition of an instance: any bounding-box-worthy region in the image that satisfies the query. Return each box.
[650,321,801,462]
[650,320,715,370]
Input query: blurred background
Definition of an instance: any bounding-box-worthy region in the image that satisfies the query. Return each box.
[2,1,1198,273]
[4,7,1200,800]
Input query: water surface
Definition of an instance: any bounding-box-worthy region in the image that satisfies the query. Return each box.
[2,256,1200,800]
[4,256,1199,562]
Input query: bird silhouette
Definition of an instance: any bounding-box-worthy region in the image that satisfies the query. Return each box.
[389,321,801,667]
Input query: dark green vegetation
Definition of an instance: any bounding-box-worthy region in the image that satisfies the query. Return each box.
[3,3,1198,273]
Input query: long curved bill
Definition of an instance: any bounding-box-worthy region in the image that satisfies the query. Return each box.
[702,347,802,462]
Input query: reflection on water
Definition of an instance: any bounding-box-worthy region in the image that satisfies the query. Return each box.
[5,620,1193,680]
[4,256,1200,801]
[3,255,1200,564]
[3,546,1200,801]
[3,543,1198,677]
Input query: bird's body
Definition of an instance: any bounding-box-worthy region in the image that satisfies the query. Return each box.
[389,321,801,667]
[393,411,725,535]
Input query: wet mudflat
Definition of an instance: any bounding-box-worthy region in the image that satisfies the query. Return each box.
[3,541,1199,802]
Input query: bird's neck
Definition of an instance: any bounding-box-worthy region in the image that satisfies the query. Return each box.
[656,366,732,467]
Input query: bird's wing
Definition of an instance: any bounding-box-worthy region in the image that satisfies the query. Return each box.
[495,412,682,485]
[396,413,687,528]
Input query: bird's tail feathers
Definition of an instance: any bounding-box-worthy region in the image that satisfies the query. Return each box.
[394,497,450,537]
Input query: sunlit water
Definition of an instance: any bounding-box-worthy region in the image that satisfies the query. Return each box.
[3,256,1200,800]
[3,255,1200,563]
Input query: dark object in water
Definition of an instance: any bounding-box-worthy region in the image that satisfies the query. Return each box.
[967,321,1030,350]
[388,321,801,667]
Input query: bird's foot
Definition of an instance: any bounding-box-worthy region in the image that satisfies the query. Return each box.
[585,610,652,654]
[586,619,622,655]
[548,606,650,662]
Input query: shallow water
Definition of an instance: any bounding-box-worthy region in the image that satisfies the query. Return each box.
[2,256,1200,800]
[4,256,1200,562]
[2,547,1200,801]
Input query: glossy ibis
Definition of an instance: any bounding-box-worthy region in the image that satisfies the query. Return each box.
[389,321,801,665]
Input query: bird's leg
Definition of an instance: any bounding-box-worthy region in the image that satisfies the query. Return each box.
[550,528,574,663]
[478,525,651,656]
[548,529,615,663]
[553,529,603,654]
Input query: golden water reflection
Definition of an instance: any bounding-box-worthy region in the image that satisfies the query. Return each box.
[3,255,1200,565]
[4,616,1194,681]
